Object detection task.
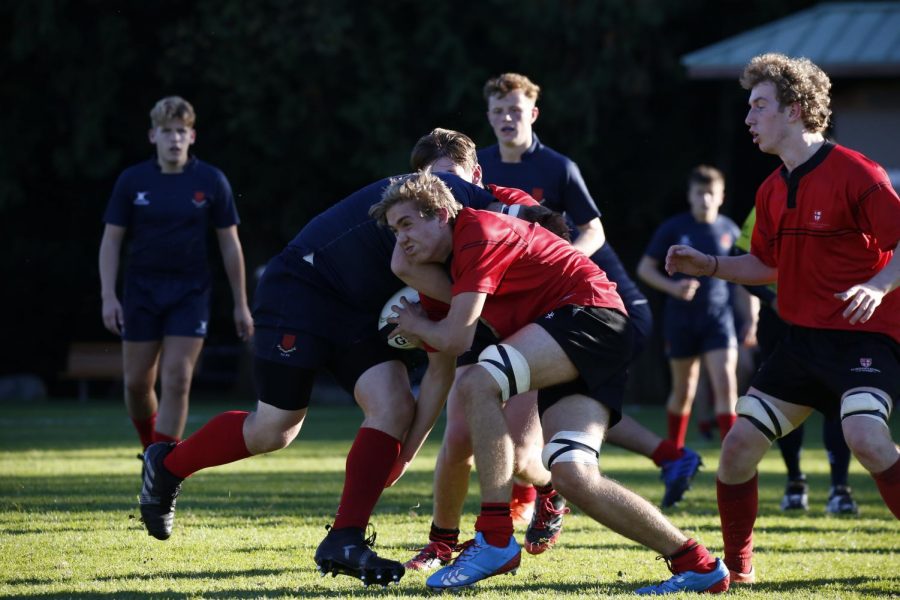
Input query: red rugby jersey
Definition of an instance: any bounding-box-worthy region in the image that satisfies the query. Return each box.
[751,143,900,342]
[449,208,624,338]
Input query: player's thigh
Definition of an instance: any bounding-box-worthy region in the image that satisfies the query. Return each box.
[500,323,579,388]
[353,359,413,416]
[541,394,609,442]
[123,340,161,385]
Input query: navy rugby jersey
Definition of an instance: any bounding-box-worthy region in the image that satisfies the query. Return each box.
[644,212,740,311]
[287,173,498,314]
[478,134,645,307]
[103,157,239,276]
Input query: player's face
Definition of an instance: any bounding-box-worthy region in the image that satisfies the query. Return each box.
[487,90,538,148]
[149,118,195,172]
[687,181,724,223]
[386,200,452,264]
[745,81,790,155]
[429,157,474,183]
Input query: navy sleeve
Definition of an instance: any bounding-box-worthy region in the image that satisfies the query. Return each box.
[561,160,601,225]
[210,169,240,228]
[103,170,132,226]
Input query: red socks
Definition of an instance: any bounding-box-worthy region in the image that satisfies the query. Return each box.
[668,538,717,574]
[332,427,401,530]
[131,414,156,449]
[511,482,537,504]
[651,439,683,466]
[475,502,513,547]
[667,412,690,448]
[873,456,900,519]
[717,474,758,574]
[163,411,251,479]
[716,413,737,441]
[429,522,460,547]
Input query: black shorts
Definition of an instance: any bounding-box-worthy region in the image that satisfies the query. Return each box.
[752,325,900,420]
[663,304,736,359]
[535,305,634,427]
[253,326,422,411]
[122,272,211,341]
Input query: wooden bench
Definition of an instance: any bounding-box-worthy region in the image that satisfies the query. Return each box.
[61,342,123,401]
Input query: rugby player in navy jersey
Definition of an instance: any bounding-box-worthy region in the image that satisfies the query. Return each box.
[638,166,740,447]
[478,73,702,511]
[667,53,900,585]
[135,169,538,587]
[99,96,253,450]
[372,170,730,595]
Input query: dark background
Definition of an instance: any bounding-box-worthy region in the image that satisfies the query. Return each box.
[0,0,821,400]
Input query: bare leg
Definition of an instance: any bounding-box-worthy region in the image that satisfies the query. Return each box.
[156,336,204,438]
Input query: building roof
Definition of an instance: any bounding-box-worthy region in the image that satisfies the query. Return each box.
[682,2,900,78]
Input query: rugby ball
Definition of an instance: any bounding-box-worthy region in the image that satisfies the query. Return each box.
[378,286,421,349]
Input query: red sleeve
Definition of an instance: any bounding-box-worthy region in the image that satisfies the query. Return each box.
[750,182,778,268]
[418,294,449,321]
[487,184,539,207]
[855,166,900,251]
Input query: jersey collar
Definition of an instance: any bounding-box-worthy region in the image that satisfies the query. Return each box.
[779,141,834,208]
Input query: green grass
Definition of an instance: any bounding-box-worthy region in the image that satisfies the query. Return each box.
[1,399,897,599]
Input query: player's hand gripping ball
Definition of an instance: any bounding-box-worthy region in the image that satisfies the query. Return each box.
[378,286,420,349]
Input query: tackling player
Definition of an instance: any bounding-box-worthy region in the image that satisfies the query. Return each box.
[136,171,525,587]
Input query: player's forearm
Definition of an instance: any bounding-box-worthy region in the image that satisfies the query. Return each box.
[399,353,455,462]
[636,258,681,297]
[98,236,121,299]
[219,237,250,307]
[713,253,777,286]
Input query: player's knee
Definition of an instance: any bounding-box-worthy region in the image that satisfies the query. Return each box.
[476,343,531,403]
[736,394,796,441]
[541,431,600,472]
[549,461,595,500]
[441,423,473,461]
[840,390,892,429]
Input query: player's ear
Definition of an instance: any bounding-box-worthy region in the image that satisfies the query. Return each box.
[787,101,802,122]
[472,164,483,186]
[148,128,157,144]
[531,105,539,124]
[437,207,451,224]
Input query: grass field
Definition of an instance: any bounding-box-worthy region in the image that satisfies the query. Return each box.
[1,398,897,599]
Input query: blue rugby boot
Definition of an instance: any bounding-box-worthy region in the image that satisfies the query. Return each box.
[660,447,702,508]
[426,532,520,591]
[635,557,730,595]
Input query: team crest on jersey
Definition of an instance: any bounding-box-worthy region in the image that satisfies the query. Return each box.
[277,334,297,356]
[720,233,733,249]
[134,191,150,205]
[809,208,829,228]
[850,357,879,373]
[192,191,208,208]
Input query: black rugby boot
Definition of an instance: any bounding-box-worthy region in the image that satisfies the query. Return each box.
[139,442,183,540]
[314,526,405,587]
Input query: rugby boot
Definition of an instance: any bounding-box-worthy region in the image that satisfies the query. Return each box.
[426,532,520,591]
[825,485,859,515]
[729,565,756,585]
[780,476,809,511]
[314,526,405,587]
[509,496,535,526]
[524,490,569,554]
[635,558,730,595]
[660,447,702,508]
[139,442,183,540]
[404,540,455,572]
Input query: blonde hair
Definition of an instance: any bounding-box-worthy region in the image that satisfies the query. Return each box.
[370,170,462,227]
[149,96,196,128]
[410,128,478,174]
[483,73,540,102]
[740,53,831,133]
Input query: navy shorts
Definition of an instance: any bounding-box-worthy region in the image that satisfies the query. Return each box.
[253,326,421,411]
[752,325,900,420]
[663,304,736,359]
[122,272,210,341]
[535,305,634,428]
